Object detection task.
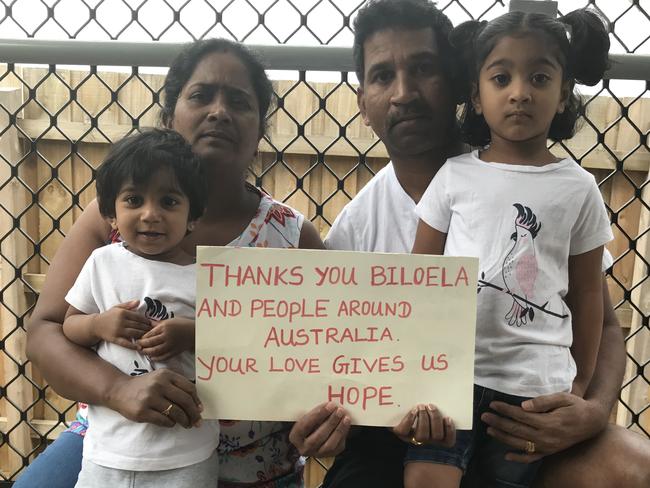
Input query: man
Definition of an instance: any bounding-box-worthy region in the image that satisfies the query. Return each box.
[319,0,650,486]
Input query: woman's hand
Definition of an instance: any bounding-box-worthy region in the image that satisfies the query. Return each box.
[289,402,351,457]
[106,368,203,429]
[138,317,195,361]
[392,404,456,447]
[481,392,607,463]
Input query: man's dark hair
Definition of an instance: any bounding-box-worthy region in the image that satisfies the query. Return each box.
[161,38,273,138]
[353,0,455,87]
[96,129,207,221]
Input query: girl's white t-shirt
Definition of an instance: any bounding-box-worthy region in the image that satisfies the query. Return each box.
[66,242,219,471]
[415,151,613,397]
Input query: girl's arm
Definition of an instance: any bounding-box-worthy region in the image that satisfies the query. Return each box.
[63,306,103,347]
[566,245,604,397]
[26,200,201,427]
[412,219,447,255]
[63,301,151,349]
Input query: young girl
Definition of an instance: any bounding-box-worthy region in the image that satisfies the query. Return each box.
[62,129,219,487]
[406,9,613,488]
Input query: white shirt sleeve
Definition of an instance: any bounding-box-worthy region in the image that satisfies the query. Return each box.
[65,254,100,314]
[570,176,614,255]
[415,162,452,233]
[602,247,613,272]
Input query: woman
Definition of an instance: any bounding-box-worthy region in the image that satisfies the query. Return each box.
[22,38,351,487]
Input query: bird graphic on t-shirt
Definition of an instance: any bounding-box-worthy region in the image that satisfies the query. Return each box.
[144,297,174,320]
[502,203,541,327]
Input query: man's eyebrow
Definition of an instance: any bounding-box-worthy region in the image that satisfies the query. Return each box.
[366,51,438,76]
[408,51,439,62]
[366,61,393,77]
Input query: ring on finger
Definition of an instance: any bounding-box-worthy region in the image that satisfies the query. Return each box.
[410,435,423,446]
[525,440,536,454]
[161,403,174,417]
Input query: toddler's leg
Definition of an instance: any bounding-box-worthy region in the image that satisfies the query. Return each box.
[404,461,462,488]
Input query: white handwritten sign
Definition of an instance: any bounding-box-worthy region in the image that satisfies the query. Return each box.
[196,247,477,428]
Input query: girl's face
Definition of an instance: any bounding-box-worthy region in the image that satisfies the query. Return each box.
[109,167,194,264]
[168,51,261,176]
[472,34,568,150]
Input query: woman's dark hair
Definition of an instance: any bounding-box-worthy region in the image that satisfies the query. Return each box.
[451,9,610,146]
[160,38,273,138]
[353,0,455,88]
[96,129,207,221]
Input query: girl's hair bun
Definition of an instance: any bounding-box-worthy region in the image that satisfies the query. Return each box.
[561,9,610,86]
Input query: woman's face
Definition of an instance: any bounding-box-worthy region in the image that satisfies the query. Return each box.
[168,51,261,174]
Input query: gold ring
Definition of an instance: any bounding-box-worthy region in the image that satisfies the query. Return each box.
[525,440,536,454]
[161,403,174,417]
[410,435,423,446]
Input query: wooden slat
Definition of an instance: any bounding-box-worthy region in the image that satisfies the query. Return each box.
[16,116,650,171]
[616,164,650,432]
[0,417,67,441]
[0,87,35,473]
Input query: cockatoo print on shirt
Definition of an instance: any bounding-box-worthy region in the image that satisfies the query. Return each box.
[128,297,174,376]
[502,204,541,327]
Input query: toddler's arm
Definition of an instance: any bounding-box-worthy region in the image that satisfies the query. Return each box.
[566,246,604,397]
[412,219,447,255]
[138,317,195,361]
[62,300,151,350]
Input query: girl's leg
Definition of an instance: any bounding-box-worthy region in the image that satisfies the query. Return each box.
[404,462,462,488]
[13,431,84,488]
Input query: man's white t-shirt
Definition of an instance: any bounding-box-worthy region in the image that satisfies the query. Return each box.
[65,242,219,471]
[325,163,419,253]
[415,151,613,396]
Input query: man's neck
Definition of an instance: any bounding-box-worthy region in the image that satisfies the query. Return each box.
[390,142,464,204]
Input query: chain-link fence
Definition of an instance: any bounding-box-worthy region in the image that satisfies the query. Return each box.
[1,0,649,485]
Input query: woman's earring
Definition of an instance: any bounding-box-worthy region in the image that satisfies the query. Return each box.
[187,222,195,232]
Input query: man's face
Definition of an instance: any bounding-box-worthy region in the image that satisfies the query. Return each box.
[357,27,454,159]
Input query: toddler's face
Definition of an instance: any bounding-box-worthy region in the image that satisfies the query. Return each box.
[110,167,193,264]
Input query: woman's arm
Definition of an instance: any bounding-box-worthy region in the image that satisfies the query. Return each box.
[26,200,201,427]
[27,200,116,397]
[566,246,604,397]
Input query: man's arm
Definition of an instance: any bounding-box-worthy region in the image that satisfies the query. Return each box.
[582,279,625,413]
[481,277,625,463]
[566,247,605,397]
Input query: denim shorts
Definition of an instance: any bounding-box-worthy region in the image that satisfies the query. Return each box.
[404,385,542,488]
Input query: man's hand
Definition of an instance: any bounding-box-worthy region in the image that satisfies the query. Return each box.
[482,392,608,463]
[138,317,194,361]
[393,404,456,447]
[289,402,351,457]
[94,300,151,349]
